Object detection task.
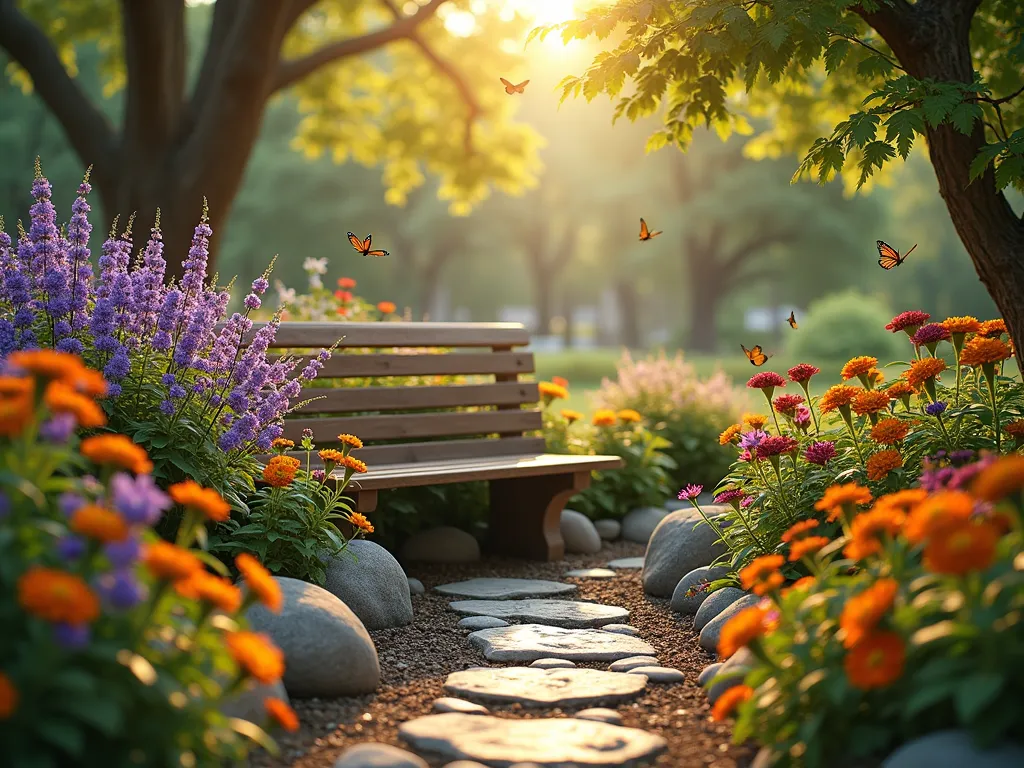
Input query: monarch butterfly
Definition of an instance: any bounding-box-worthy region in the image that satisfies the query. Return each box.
[787,311,798,330]
[876,240,917,270]
[347,232,389,258]
[741,344,771,366]
[638,218,663,241]
[500,77,529,94]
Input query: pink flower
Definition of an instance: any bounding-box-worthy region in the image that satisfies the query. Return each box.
[677,484,703,501]
[911,323,951,346]
[738,449,753,463]
[794,405,811,428]
[885,310,930,334]
[756,435,799,459]
[788,363,820,383]
[803,440,837,466]
[747,371,786,390]
[714,488,747,505]
[740,496,754,508]
[773,393,805,416]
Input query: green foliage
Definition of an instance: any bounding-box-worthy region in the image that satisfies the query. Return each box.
[788,291,906,363]
[370,482,490,553]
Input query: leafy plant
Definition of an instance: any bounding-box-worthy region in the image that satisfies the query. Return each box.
[787,291,907,364]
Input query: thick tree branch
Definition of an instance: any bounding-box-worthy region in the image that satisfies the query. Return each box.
[0,0,116,178]
[189,0,243,129]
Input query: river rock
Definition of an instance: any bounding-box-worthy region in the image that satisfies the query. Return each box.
[530,658,576,669]
[435,578,576,600]
[641,507,730,597]
[246,577,379,698]
[333,743,428,767]
[670,565,732,615]
[626,666,683,683]
[444,667,648,708]
[221,678,289,723]
[408,577,425,596]
[469,624,656,662]
[608,656,660,672]
[434,697,489,715]
[574,708,622,725]
[607,557,644,569]
[564,568,617,580]
[600,624,640,636]
[881,730,1024,768]
[449,599,628,628]
[699,594,762,653]
[458,616,509,630]
[693,587,748,632]
[697,663,722,686]
[323,540,413,631]
[594,519,621,540]
[621,507,668,544]
[561,509,602,554]
[401,526,480,563]
[706,648,754,704]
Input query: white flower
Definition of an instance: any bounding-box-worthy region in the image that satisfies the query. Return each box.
[274,280,297,306]
[302,257,328,275]
[309,275,323,290]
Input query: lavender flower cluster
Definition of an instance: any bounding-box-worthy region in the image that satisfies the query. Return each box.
[0,163,330,453]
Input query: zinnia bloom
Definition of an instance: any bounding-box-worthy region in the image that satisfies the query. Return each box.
[340,455,368,474]
[336,433,364,450]
[923,520,999,575]
[885,310,930,334]
[263,456,301,488]
[819,384,860,413]
[772,393,804,416]
[911,324,951,347]
[70,505,129,543]
[867,368,885,385]
[755,435,798,460]
[977,319,1007,338]
[6,350,86,382]
[841,356,878,381]
[714,488,748,506]
[143,541,203,582]
[852,390,891,416]
[169,480,232,521]
[224,631,285,684]
[17,567,100,625]
[236,553,283,612]
[903,490,974,544]
[844,506,906,560]
[70,368,109,399]
[959,337,1012,367]
[780,519,820,543]
[552,376,569,388]
[348,512,374,534]
[789,536,830,561]
[906,357,946,390]
[175,571,242,613]
[738,429,768,450]
[742,413,769,430]
[866,449,903,481]
[376,301,396,314]
[0,672,16,719]
[941,316,981,335]
[845,631,906,690]
[43,380,106,428]
[271,438,295,452]
[869,418,910,445]
[592,409,617,427]
[538,381,569,401]
[718,423,742,445]
[872,488,928,516]
[711,685,753,721]
[885,381,917,401]
[747,371,786,391]
[840,579,898,648]
[617,409,642,423]
[718,605,774,658]
[79,434,153,474]
[787,363,820,383]
[815,483,872,522]
[677,484,703,501]
[265,697,300,732]
[972,455,1024,502]
[318,448,344,466]
[739,554,785,596]
[337,277,356,289]
[561,409,583,423]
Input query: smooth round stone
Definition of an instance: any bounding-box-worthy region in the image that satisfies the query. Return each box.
[564,568,617,580]
[398,713,668,766]
[699,595,761,653]
[600,624,640,636]
[443,763,490,768]
[561,509,602,554]
[626,665,684,683]
[531,658,576,669]
[706,648,754,704]
[458,615,509,630]
[323,540,413,630]
[607,557,644,569]
[881,730,1024,768]
[221,678,288,723]
[435,578,576,600]
[621,507,668,544]
[401,526,480,563]
[697,663,723,686]
[594,519,621,541]
[693,587,748,632]
[444,667,648,708]
[408,577,425,596]
[670,565,732,615]
[609,656,660,672]
[641,507,730,597]
[333,742,428,767]
[574,707,622,725]
[434,697,489,715]
[449,599,628,629]
[468,624,656,663]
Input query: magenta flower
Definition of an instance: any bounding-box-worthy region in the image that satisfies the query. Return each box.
[773,393,805,416]
[738,449,753,462]
[747,371,786,391]
[740,495,754,508]
[912,323,951,348]
[787,363,820,384]
[756,435,799,460]
[886,310,931,336]
[794,405,811,429]
[678,484,703,501]
[803,440,837,466]
[714,488,747,505]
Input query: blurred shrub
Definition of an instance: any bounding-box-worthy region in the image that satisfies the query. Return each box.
[787,291,907,363]
[591,351,744,488]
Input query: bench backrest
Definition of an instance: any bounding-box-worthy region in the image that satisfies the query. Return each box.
[257,321,545,465]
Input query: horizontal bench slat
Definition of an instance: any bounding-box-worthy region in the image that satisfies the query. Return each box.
[246,322,530,349]
[277,352,535,379]
[295,382,540,413]
[282,409,542,443]
[272,436,547,466]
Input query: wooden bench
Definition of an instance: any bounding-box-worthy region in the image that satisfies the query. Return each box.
[257,321,623,561]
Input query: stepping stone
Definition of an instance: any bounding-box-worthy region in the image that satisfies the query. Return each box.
[435,578,576,600]
[434,697,490,715]
[469,624,656,662]
[449,599,628,629]
[626,666,684,683]
[445,666,648,708]
[609,656,660,672]
[334,743,428,767]
[458,616,509,630]
[600,624,640,636]
[564,568,617,579]
[607,557,644,569]
[531,658,576,669]
[442,762,490,768]
[399,712,668,767]
[574,708,622,725]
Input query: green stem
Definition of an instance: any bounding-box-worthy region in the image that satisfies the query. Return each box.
[688,500,736,554]
[934,413,954,451]
[842,412,865,464]
[987,372,1001,452]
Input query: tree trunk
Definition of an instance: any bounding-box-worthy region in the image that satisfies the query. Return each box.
[562,286,575,348]
[535,273,554,335]
[616,280,642,349]
[687,278,721,353]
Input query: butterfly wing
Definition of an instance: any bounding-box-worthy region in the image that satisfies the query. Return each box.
[513,80,529,93]
[365,249,389,258]
[347,232,367,254]
[788,311,798,330]
[649,229,663,238]
[500,77,516,94]
[639,218,650,240]
[742,344,769,366]
[876,240,902,270]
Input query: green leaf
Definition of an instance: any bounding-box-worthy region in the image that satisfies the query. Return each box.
[58,694,123,736]
[922,87,962,128]
[824,39,851,73]
[903,678,959,716]
[955,673,1004,721]
[948,102,983,135]
[37,719,85,756]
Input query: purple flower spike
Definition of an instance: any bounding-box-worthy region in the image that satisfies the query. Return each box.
[926,401,947,416]
[738,429,768,450]
[105,535,143,568]
[53,622,91,649]
[678,484,703,501]
[40,413,77,443]
[56,535,87,561]
[111,472,172,525]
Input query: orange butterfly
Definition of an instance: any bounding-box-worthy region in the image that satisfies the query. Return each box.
[787,311,798,330]
[876,240,917,270]
[500,77,529,94]
[638,218,662,241]
[741,344,771,366]
[347,232,389,258]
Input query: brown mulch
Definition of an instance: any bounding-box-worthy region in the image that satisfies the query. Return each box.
[253,540,757,768]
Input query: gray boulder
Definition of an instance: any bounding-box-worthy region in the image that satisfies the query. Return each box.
[333,743,428,768]
[323,540,413,630]
[697,663,722,686]
[706,648,754,704]
[594,518,621,541]
[401,526,480,563]
[881,731,1024,768]
[670,565,732,615]
[693,587,747,632]
[247,577,380,699]
[560,509,602,554]
[699,594,761,653]
[408,577,425,595]
[221,678,289,724]
[621,507,668,544]
[641,506,730,597]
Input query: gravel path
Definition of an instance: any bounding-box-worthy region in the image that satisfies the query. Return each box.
[253,540,756,768]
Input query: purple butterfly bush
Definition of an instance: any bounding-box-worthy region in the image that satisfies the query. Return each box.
[0,164,331,456]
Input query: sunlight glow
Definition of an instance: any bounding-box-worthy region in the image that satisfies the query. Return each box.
[503,0,578,25]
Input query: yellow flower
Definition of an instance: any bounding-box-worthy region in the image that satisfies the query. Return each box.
[742,413,768,430]
[348,512,374,534]
[960,337,1012,367]
[906,357,946,389]
[719,424,742,445]
[538,381,569,401]
[592,409,617,427]
[560,409,583,423]
[977,319,1007,338]
[340,455,368,474]
[336,434,364,450]
[819,385,860,413]
[941,316,981,335]
[852,390,891,416]
[616,409,642,423]
[271,438,295,452]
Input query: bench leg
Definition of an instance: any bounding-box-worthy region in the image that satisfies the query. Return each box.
[487,471,591,561]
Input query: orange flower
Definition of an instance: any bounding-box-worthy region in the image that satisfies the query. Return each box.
[852,390,891,416]
[70,505,129,542]
[538,381,569,401]
[44,380,106,428]
[815,483,872,522]
[0,377,32,398]
[941,316,981,335]
[143,541,203,582]
[561,409,583,423]
[781,576,816,597]
[271,438,295,452]
[841,356,878,381]
[337,277,356,290]
[176,571,242,613]
[718,605,773,658]
[17,567,100,624]
[739,554,786,595]
[867,368,885,385]
[592,409,617,427]
[224,631,285,684]
[80,435,153,474]
[69,367,109,399]
[869,418,911,445]
[844,631,905,690]
[844,506,906,560]
[340,455,368,474]
[924,521,999,575]
[742,413,768,430]
[789,536,830,561]
[318,449,344,466]
[169,480,231,521]
[885,381,917,401]
[236,553,282,612]
[617,409,642,423]
[336,433,363,450]
[552,376,569,389]
[866,449,903,481]
[348,512,374,534]
[819,385,860,413]
[1004,420,1024,440]
[711,685,753,721]
[0,671,17,719]
[873,488,928,517]
[840,579,897,648]
[262,456,301,488]
[780,519,820,543]
[904,490,974,544]
[719,424,742,445]
[959,337,1011,367]
[265,697,300,732]
[6,350,85,382]
[906,357,946,389]
[0,392,33,437]
[977,319,1007,338]
[971,455,1024,502]
[376,301,396,314]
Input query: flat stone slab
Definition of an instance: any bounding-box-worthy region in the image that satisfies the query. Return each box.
[564,568,617,579]
[600,624,640,636]
[449,599,628,629]
[434,697,490,715]
[607,557,644,569]
[530,658,576,669]
[609,656,660,672]
[444,667,648,708]
[575,708,622,725]
[626,666,684,684]
[469,624,656,662]
[435,578,576,600]
[458,616,510,630]
[399,712,667,767]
